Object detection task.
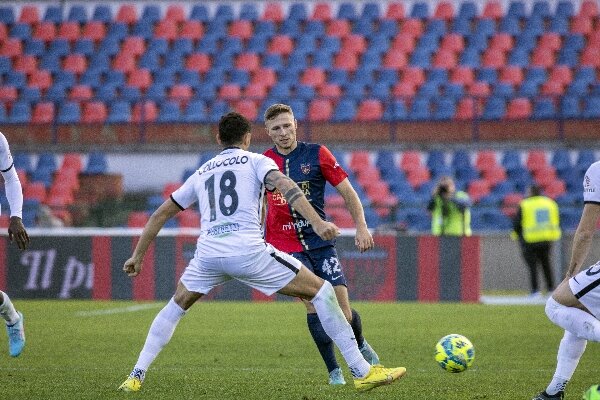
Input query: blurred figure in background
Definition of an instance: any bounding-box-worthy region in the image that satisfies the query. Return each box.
[513,185,561,297]
[0,132,29,357]
[427,176,472,236]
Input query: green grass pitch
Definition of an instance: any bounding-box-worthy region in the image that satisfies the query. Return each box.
[1,300,598,400]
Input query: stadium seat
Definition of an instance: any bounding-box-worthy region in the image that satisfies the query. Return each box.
[132,101,158,122]
[506,98,532,119]
[355,99,383,121]
[82,101,107,123]
[127,211,149,228]
[263,3,284,22]
[32,102,55,124]
[57,101,81,124]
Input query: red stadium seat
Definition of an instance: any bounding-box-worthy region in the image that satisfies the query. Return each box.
[54,168,79,190]
[122,36,146,56]
[543,180,566,199]
[549,66,572,86]
[333,52,358,71]
[450,66,475,85]
[539,33,562,51]
[489,33,513,52]
[355,99,383,121]
[391,33,416,53]
[229,20,253,40]
[501,193,524,218]
[455,98,476,120]
[506,98,532,119]
[243,83,267,100]
[526,150,549,172]
[499,66,523,85]
[433,49,457,69]
[162,182,180,199]
[406,167,431,188]
[482,2,503,19]
[383,51,408,70]
[262,3,284,23]
[82,21,106,42]
[155,20,177,41]
[24,182,47,202]
[234,99,258,121]
[571,16,593,35]
[127,211,149,228]
[132,101,158,122]
[251,68,276,87]
[235,52,260,72]
[580,48,600,67]
[0,215,8,229]
[61,153,83,172]
[116,4,137,24]
[579,0,599,17]
[482,166,507,186]
[475,150,498,172]
[342,34,367,54]
[180,21,204,41]
[482,48,506,68]
[402,66,426,86]
[325,194,346,208]
[349,151,372,172]
[400,19,423,37]
[69,84,93,100]
[540,80,564,96]
[82,101,108,123]
[268,35,294,55]
[63,54,87,74]
[20,6,40,24]
[317,83,341,99]
[468,180,491,203]
[392,82,417,97]
[0,86,17,102]
[588,31,600,48]
[218,84,241,100]
[356,167,382,187]
[327,20,351,38]
[127,69,152,90]
[0,24,7,42]
[308,99,333,121]
[32,102,55,123]
[440,33,464,53]
[434,2,454,20]
[468,81,491,98]
[533,166,558,187]
[16,169,28,186]
[186,53,211,73]
[400,151,422,172]
[312,3,332,21]
[113,53,136,73]
[13,55,37,74]
[300,67,326,87]
[28,70,52,90]
[385,3,405,20]
[0,38,22,57]
[177,209,200,228]
[169,84,193,102]
[33,22,56,42]
[165,5,186,23]
[57,21,80,42]
[531,48,555,68]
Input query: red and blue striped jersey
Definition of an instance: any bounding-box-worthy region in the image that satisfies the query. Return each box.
[263,142,348,252]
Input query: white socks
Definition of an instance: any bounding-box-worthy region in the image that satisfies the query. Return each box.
[0,290,19,325]
[545,297,600,341]
[133,298,186,374]
[310,281,371,379]
[546,331,587,395]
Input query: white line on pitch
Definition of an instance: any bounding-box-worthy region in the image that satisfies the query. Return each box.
[75,303,163,317]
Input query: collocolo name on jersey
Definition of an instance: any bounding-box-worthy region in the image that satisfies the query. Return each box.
[201,155,249,174]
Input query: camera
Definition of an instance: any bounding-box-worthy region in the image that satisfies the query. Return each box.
[438,184,449,195]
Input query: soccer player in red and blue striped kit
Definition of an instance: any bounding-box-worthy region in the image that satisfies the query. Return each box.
[263,104,380,385]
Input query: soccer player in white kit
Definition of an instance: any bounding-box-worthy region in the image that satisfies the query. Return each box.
[532,160,600,400]
[0,132,29,357]
[118,113,406,393]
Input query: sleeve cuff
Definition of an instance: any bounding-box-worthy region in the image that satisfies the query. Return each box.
[170,194,185,211]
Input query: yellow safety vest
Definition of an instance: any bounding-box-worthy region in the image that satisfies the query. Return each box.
[520,196,561,243]
[431,191,472,236]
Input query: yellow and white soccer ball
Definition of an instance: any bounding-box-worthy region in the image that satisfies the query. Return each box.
[434,334,475,373]
[583,385,600,400]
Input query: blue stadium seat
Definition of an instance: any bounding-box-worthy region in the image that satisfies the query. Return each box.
[312,52,333,69]
[208,100,230,123]
[179,70,201,89]
[104,70,126,87]
[43,6,63,23]
[508,48,530,67]
[8,101,31,124]
[459,48,480,67]
[556,1,575,17]
[73,38,94,56]
[85,151,108,174]
[193,83,217,101]
[288,3,308,21]
[560,96,581,119]
[68,5,88,23]
[98,38,121,57]
[451,17,472,35]
[92,5,112,22]
[499,16,520,35]
[190,5,209,22]
[247,34,269,53]
[5,71,26,89]
[36,152,57,172]
[396,207,430,232]
[362,2,381,21]
[10,23,31,40]
[332,99,356,122]
[23,39,45,57]
[551,149,572,173]
[482,97,506,120]
[157,101,181,123]
[581,97,600,119]
[493,82,515,98]
[0,7,15,24]
[240,3,259,20]
[215,4,235,22]
[120,86,142,102]
[501,150,522,171]
[409,98,431,121]
[57,102,81,124]
[532,1,551,18]
[457,1,477,19]
[525,67,548,84]
[131,21,154,39]
[105,23,128,42]
[95,85,117,102]
[518,81,540,97]
[507,1,526,18]
[383,100,408,121]
[452,149,473,170]
[47,39,70,57]
[141,5,161,23]
[549,17,569,34]
[182,100,208,123]
[147,38,169,55]
[106,101,131,123]
[145,84,166,102]
[370,82,391,99]
[288,99,307,120]
[172,38,194,56]
[532,98,556,119]
[338,2,357,20]
[432,98,456,120]
[576,150,596,172]
[416,81,439,99]
[507,166,533,192]
[410,2,430,19]
[254,21,275,37]
[13,152,33,173]
[279,19,301,37]
[560,208,582,231]
[20,87,41,104]
[153,70,175,88]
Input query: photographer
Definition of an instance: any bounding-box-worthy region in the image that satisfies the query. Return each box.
[427,176,472,236]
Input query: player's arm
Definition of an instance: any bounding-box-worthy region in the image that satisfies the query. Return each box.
[335,178,374,253]
[265,170,339,241]
[566,203,600,277]
[123,199,181,277]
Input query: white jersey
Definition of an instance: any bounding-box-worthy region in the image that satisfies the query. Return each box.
[583,161,600,204]
[171,147,279,257]
[0,132,13,172]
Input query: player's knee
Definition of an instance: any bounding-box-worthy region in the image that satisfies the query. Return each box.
[545,296,562,325]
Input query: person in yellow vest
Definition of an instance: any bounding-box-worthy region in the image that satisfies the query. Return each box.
[512,185,562,296]
[427,176,472,236]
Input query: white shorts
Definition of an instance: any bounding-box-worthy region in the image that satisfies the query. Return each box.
[180,243,303,296]
[569,260,600,319]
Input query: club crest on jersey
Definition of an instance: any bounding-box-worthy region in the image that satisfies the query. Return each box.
[300,163,311,175]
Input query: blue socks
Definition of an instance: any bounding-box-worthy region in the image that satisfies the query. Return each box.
[307,313,339,373]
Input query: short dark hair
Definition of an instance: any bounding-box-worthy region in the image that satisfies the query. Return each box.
[218,112,251,146]
[264,103,293,122]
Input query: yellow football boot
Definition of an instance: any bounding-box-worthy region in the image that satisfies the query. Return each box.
[118,377,142,392]
[353,365,406,392]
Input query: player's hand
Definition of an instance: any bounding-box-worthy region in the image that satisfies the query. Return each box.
[313,220,340,241]
[123,256,143,277]
[8,216,30,250]
[355,227,374,253]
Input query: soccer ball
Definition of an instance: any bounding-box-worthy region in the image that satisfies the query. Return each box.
[434,334,475,373]
[583,385,600,400]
